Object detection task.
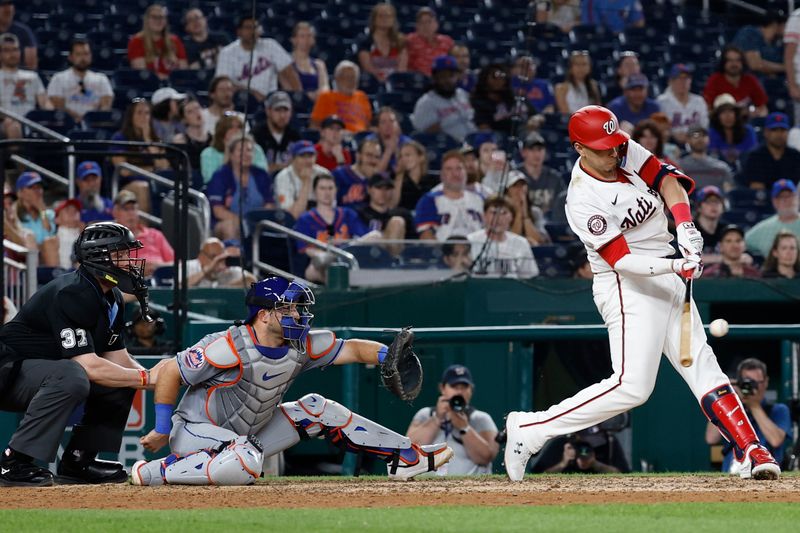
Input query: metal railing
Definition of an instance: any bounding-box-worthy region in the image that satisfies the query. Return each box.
[3,240,38,309]
[9,154,70,187]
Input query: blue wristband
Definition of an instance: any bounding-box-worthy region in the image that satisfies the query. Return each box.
[377,345,389,364]
[154,403,173,435]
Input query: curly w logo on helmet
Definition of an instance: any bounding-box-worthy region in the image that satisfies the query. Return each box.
[603,120,617,135]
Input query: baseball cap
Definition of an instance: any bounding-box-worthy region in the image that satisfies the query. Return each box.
[687,124,708,137]
[289,140,316,157]
[54,198,83,216]
[321,115,345,129]
[77,160,102,180]
[368,172,394,188]
[460,143,477,156]
[507,169,527,187]
[669,63,694,79]
[720,224,744,239]
[771,178,797,198]
[468,131,497,149]
[15,171,42,191]
[416,6,436,20]
[713,93,737,111]
[440,364,474,387]
[266,91,292,110]
[695,185,723,203]
[573,440,594,458]
[765,112,791,130]
[114,190,138,206]
[432,55,459,74]
[523,131,546,148]
[151,87,187,105]
[624,73,649,90]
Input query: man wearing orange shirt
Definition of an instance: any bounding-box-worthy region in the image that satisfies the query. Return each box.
[310,60,372,133]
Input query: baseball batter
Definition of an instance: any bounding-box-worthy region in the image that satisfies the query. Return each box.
[505,106,780,481]
[131,276,453,485]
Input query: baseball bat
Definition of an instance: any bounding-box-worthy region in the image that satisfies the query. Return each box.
[680,277,693,367]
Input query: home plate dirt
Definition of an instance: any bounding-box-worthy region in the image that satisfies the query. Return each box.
[2,476,799,509]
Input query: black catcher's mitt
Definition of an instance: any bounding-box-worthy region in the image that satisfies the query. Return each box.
[380,327,423,402]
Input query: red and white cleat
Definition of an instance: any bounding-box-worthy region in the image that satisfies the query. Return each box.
[731,444,781,480]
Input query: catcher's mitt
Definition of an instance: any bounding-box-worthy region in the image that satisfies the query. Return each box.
[380,327,423,402]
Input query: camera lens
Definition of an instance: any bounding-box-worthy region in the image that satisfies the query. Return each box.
[449,395,466,413]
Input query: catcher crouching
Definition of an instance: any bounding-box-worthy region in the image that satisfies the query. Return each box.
[131,276,452,485]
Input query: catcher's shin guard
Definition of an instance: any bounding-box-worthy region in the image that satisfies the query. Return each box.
[701,384,759,459]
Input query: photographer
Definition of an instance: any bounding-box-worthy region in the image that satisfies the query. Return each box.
[124,306,175,357]
[705,358,792,473]
[406,364,499,475]
[544,439,620,474]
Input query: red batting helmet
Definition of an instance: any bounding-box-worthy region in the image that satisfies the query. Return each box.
[568,105,630,150]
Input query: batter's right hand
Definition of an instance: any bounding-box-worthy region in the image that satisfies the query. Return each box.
[673,256,703,279]
[140,430,169,452]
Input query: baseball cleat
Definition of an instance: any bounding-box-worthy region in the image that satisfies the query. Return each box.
[746,444,781,480]
[503,411,541,482]
[387,443,453,481]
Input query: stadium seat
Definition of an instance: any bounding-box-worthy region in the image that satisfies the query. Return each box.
[244,209,297,274]
[113,69,162,93]
[152,266,175,287]
[169,69,215,94]
[24,110,76,136]
[345,244,398,269]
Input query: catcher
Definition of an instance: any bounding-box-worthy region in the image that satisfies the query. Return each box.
[131,276,452,485]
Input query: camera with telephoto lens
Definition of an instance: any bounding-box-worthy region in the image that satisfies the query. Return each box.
[738,377,759,397]
[449,395,467,413]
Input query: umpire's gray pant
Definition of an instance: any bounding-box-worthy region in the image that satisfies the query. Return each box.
[0,359,134,462]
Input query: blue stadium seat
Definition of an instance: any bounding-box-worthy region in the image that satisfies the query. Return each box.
[152,266,175,288]
[83,110,123,133]
[25,110,76,136]
[727,188,771,211]
[169,69,216,94]
[386,72,429,93]
[289,91,315,114]
[545,223,577,243]
[299,128,320,143]
[113,69,162,93]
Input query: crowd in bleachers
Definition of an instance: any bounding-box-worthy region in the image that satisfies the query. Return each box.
[2,0,800,284]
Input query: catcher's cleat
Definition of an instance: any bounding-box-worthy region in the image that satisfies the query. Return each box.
[387,443,453,481]
[0,459,54,487]
[503,411,548,482]
[130,459,151,486]
[56,456,127,485]
[732,443,781,480]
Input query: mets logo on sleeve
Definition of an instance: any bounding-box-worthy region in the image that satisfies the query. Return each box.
[587,215,607,236]
[184,347,205,369]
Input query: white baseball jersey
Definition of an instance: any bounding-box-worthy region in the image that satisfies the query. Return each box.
[215,38,292,96]
[46,68,113,118]
[565,140,677,274]
[786,9,800,86]
[467,230,539,278]
[0,68,45,116]
[274,163,329,210]
[656,89,708,135]
[414,189,485,241]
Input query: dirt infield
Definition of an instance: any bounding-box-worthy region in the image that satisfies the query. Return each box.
[1,475,800,509]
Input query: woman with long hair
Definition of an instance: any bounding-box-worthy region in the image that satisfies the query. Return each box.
[290,22,330,101]
[554,51,601,115]
[172,96,212,176]
[394,140,438,210]
[199,113,268,184]
[631,119,679,167]
[471,63,532,134]
[708,93,757,170]
[357,3,407,83]
[761,230,800,278]
[504,172,550,246]
[128,4,188,79]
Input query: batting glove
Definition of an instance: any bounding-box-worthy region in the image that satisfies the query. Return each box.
[676,222,704,258]
[673,255,703,279]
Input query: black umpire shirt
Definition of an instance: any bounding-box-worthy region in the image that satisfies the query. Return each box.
[0,266,126,367]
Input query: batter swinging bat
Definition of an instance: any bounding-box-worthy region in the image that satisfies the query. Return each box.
[680,278,693,367]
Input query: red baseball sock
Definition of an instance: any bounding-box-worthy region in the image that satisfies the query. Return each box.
[701,384,759,458]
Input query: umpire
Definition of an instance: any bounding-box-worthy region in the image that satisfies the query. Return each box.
[0,222,166,486]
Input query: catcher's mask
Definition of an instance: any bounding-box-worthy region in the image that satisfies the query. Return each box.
[74,222,148,296]
[246,277,315,352]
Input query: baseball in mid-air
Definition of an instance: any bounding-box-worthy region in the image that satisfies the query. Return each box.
[709,319,729,338]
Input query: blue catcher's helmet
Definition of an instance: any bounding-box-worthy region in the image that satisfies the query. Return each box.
[245,277,315,352]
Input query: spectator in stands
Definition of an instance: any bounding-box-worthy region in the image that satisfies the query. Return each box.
[504,170,550,246]
[200,113,267,184]
[554,50,601,115]
[150,87,186,141]
[314,115,352,171]
[253,91,300,174]
[648,112,682,163]
[631,119,678,167]
[310,60,372,133]
[607,74,660,132]
[171,96,211,175]
[581,0,644,34]
[739,112,800,190]
[441,236,472,272]
[411,55,476,143]
[112,190,174,276]
[357,2,407,83]
[186,237,255,288]
[703,45,768,117]
[124,306,174,356]
[535,0,579,33]
[206,134,274,240]
[544,439,621,474]
[707,93,757,171]
[110,98,170,212]
[679,125,734,191]
[182,7,227,70]
[14,172,57,266]
[511,55,555,114]
[705,358,791,474]
[657,63,708,145]
[517,131,565,218]
[0,32,50,140]
[449,43,476,93]
[572,249,593,280]
[53,198,83,269]
[274,140,331,219]
[357,172,413,245]
[472,63,532,134]
[761,230,800,279]
[370,106,411,173]
[128,4,188,80]
[294,174,367,282]
[395,139,438,212]
[202,76,241,136]
[693,185,729,266]
[731,10,786,78]
[745,179,800,257]
[604,51,641,104]
[0,0,36,70]
[467,195,538,279]
[289,22,329,102]
[406,7,453,76]
[332,138,382,209]
[415,150,484,241]
[3,182,35,253]
[475,132,504,192]
[703,225,761,278]
[215,15,300,101]
[74,161,113,223]
[47,38,113,122]
[785,8,800,123]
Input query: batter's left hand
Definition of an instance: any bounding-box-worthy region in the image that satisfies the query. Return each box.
[676,222,704,258]
[140,430,169,452]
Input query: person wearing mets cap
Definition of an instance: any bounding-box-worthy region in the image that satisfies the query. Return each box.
[504,105,781,482]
